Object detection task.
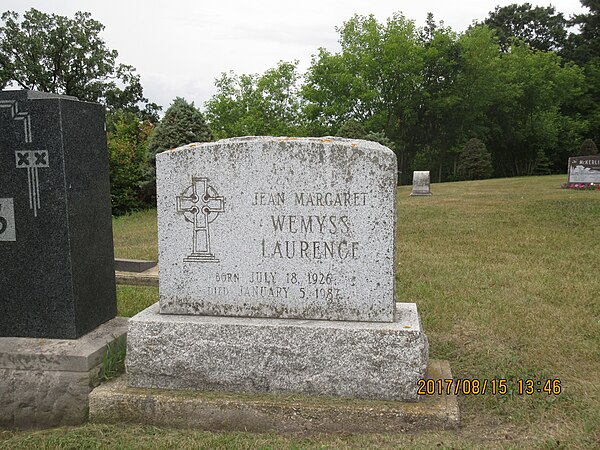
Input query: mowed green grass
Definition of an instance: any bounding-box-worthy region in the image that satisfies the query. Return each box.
[396,175,599,447]
[112,208,158,261]
[2,174,598,449]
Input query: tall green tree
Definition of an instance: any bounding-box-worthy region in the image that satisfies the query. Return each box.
[205,61,303,138]
[303,15,502,182]
[567,0,600,64]
[0,8,159,118]
[486,42,585,175]
[457,138,494,180]
[565,1,600,145]
[414,15,465,182]
[303,13,424,180]
[107,111,154,214]
[147,97,213,160]
[483,3,568,52]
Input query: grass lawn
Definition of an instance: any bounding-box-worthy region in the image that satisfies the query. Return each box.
[112,208,158,261]
[1,174,598,449]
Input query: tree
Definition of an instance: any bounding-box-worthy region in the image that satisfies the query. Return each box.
[302,15,502,183]
[302,13,425,181]
[205,61,303,138]
[483,3,568,52]
[364,130,395,150]
[533,148,552,175]
[107,111,154,214]
[564,2,600,145]
[457,138,493,180]
[481,39,586,176]
[415,15,465,182]
[0,8,158,117]
[580,138,598,154]
[336,120,366,139]
[567,0,600,64]
[147,97,213,160]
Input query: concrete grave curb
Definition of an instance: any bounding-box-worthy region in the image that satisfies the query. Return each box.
[90,359,459,432]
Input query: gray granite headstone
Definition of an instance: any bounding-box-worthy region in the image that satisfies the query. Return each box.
[127,136,429,401]
[0,90,116,339]
[157,137,397,322]
[410,171,432,196]
[567,155,600,184]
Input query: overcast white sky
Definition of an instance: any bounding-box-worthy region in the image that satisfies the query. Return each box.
[3,1,586,110]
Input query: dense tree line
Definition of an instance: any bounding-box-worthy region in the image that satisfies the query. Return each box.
[206,3,600,183]
[2,4,599,214]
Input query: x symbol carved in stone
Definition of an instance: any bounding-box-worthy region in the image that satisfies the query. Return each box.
[34,152,47,165]
[17,152,30,166]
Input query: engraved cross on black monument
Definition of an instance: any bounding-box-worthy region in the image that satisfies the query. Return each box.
[176,176,224,263]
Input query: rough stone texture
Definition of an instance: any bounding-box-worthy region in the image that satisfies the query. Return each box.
[0,367,98,428]
[410,171,432,196]
[91,360,458,432]
[156,136,397,322]
[0,90,116,339]
[567,155,600,183]
[0,317,127,428]
[126,302,428,401]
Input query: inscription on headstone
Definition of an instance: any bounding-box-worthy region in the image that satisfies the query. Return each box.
[0,90,116,339]
[157,137,397,322]
[568,155,600,184]
[411,170,432,196]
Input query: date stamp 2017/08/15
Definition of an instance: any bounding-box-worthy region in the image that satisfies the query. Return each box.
[418,379,562,396]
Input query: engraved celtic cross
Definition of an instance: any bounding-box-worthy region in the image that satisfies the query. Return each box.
[176,176,224,263]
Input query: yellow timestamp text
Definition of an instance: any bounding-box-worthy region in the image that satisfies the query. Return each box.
[417,378,562,396]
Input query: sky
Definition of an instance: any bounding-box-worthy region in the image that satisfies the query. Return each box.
[3,1,587,111]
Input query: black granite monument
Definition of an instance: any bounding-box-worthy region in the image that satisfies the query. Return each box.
[0,90,116,339]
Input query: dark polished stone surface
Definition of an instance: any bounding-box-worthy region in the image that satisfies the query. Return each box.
[0,90,116,339]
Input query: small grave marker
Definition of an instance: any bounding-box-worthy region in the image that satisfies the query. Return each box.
[411,170,433,196]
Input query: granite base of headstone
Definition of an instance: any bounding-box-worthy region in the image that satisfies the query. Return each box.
[410,170,433,196]
[125,137,429,402]
[0,317,127,428]
[0,90,124,428]
[127,302,427,401]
